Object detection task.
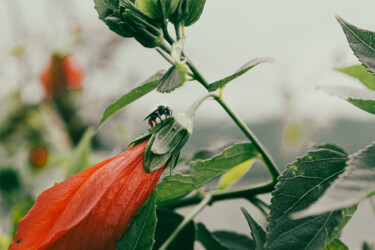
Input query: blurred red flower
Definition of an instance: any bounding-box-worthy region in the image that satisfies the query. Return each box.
[29,146,49,169]
[9,140,164,250]
[40,54,84,98]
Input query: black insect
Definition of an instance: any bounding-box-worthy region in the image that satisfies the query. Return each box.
[144,105,173,127]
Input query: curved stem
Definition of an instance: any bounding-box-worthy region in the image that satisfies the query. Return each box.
[185,92,217,118]
[159,194,212,250]
[248,196,269,218]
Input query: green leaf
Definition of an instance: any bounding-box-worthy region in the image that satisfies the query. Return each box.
[240,207,266,250]
[196,223,228,250]
[312,143,347,155]
[363,241,375,250]
[94,0,119,20]
[293,142,375,217]
[218,159,255,190]
[326,239,349,250]
[213,231,255,250]
[336,16,375,75]
[207,58,272,92]
[322,86,375,114]
[117,191,158,250]
[265,150,352,250]
[66,128,94,178]
[157,64,188,93]
[156,143,258,206]
[184,0,206,27]
[153,210,195,250]
[135,0,180,20]
[96,70,164,129]
[336,65,375,90]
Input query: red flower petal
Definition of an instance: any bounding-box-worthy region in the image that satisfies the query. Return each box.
[10,141,163,250]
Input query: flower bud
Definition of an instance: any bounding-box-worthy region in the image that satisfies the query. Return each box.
[170,0,206,26]
[135,0,180,21]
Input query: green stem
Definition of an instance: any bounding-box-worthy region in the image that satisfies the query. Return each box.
[156,48,174,65]
[159,194,212,250]
[167,181,275,209]
[174,23,181,40]
[162,25,175,45]
[248,196,269,218]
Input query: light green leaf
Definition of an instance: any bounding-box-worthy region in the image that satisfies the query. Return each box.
[240,207,266,250]
[294,142,375,217]
[207,58,272,92]
[265,150,353,250]
[156,143,258,206]
[218,159,255,190]
[116,191,157,250]
[153,210,195,250]
[322,85,375,114]
[196,223,228,250]
[326,239,349,250]
[213,231,255,250]
[157,64,188,93]
[66,128,94,178]
[96,70,164,129]
[336,16,375,75]
[336,65,375,90]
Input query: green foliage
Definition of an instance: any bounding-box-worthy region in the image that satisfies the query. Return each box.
[157,64,188,93]
[213,231,255,250]
[336,65,375,90]
[241,207,266,250]
[170,0,207,26]
[326,239,348,250]
[65,128,94,178]
[10,197,35,237]
[294,142,375,217]
[196,223,228,250]
[312,143,347,155]
[218,159,255,190]
[208,58,272,92]
[135,0,180,20]
[117,191,157,250]
[322,86,375,114]
[153,210,195,250]
[336,16,375,75]
[0,167,20,193]
[265,150,352,250]
[97,70,164,129]
[156,143,258,206]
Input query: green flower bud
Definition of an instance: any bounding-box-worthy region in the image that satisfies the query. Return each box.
[170,0,206,26]
[135,0,180,21]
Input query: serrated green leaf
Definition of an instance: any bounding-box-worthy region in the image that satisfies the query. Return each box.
[336,16,375,75]
[312,143,347,155]
[213,231,255,250]
[157,64,188,93]
[322,85,375,114]
[240,207,266,250]
[153,210,195,250]
[66,128,94,178]
[218,159,255,190]
[326,239,349,250]
[196,223,228,250]
[156,143,258,206]
[294,142,375,217]
[207,58,272,92]
[96,71,164,129]
[336,65,375,90]
[117,191,158,250]
[265,150,352,250]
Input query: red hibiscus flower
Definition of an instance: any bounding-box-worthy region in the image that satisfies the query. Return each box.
[40,54,84,99]
[9,140,164,250]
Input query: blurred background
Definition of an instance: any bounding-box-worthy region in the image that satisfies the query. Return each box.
[1,0,375,249]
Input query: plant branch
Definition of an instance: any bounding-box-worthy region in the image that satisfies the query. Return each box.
[159,193,212,250]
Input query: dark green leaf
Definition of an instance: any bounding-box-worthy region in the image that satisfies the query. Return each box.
[157,64,188,93]
[96,71,164,129]
[363,241,375,250]
[156,143,258,206]
[312,143,347,155]
[184,0,206,27]
[265,150,352,250]
[336,65,375,90]
[326,239,348,250]
[66,128,94,178]
[196,223,228,250]
[207,58,272,92]
[336,16,375,75]
[153,210,195,250]
[322,86,375,114]
[117,191,158,250]
[294,142,375,217]
[136,0,180,20]
[240,207,266,250]
[213,231,255,250]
